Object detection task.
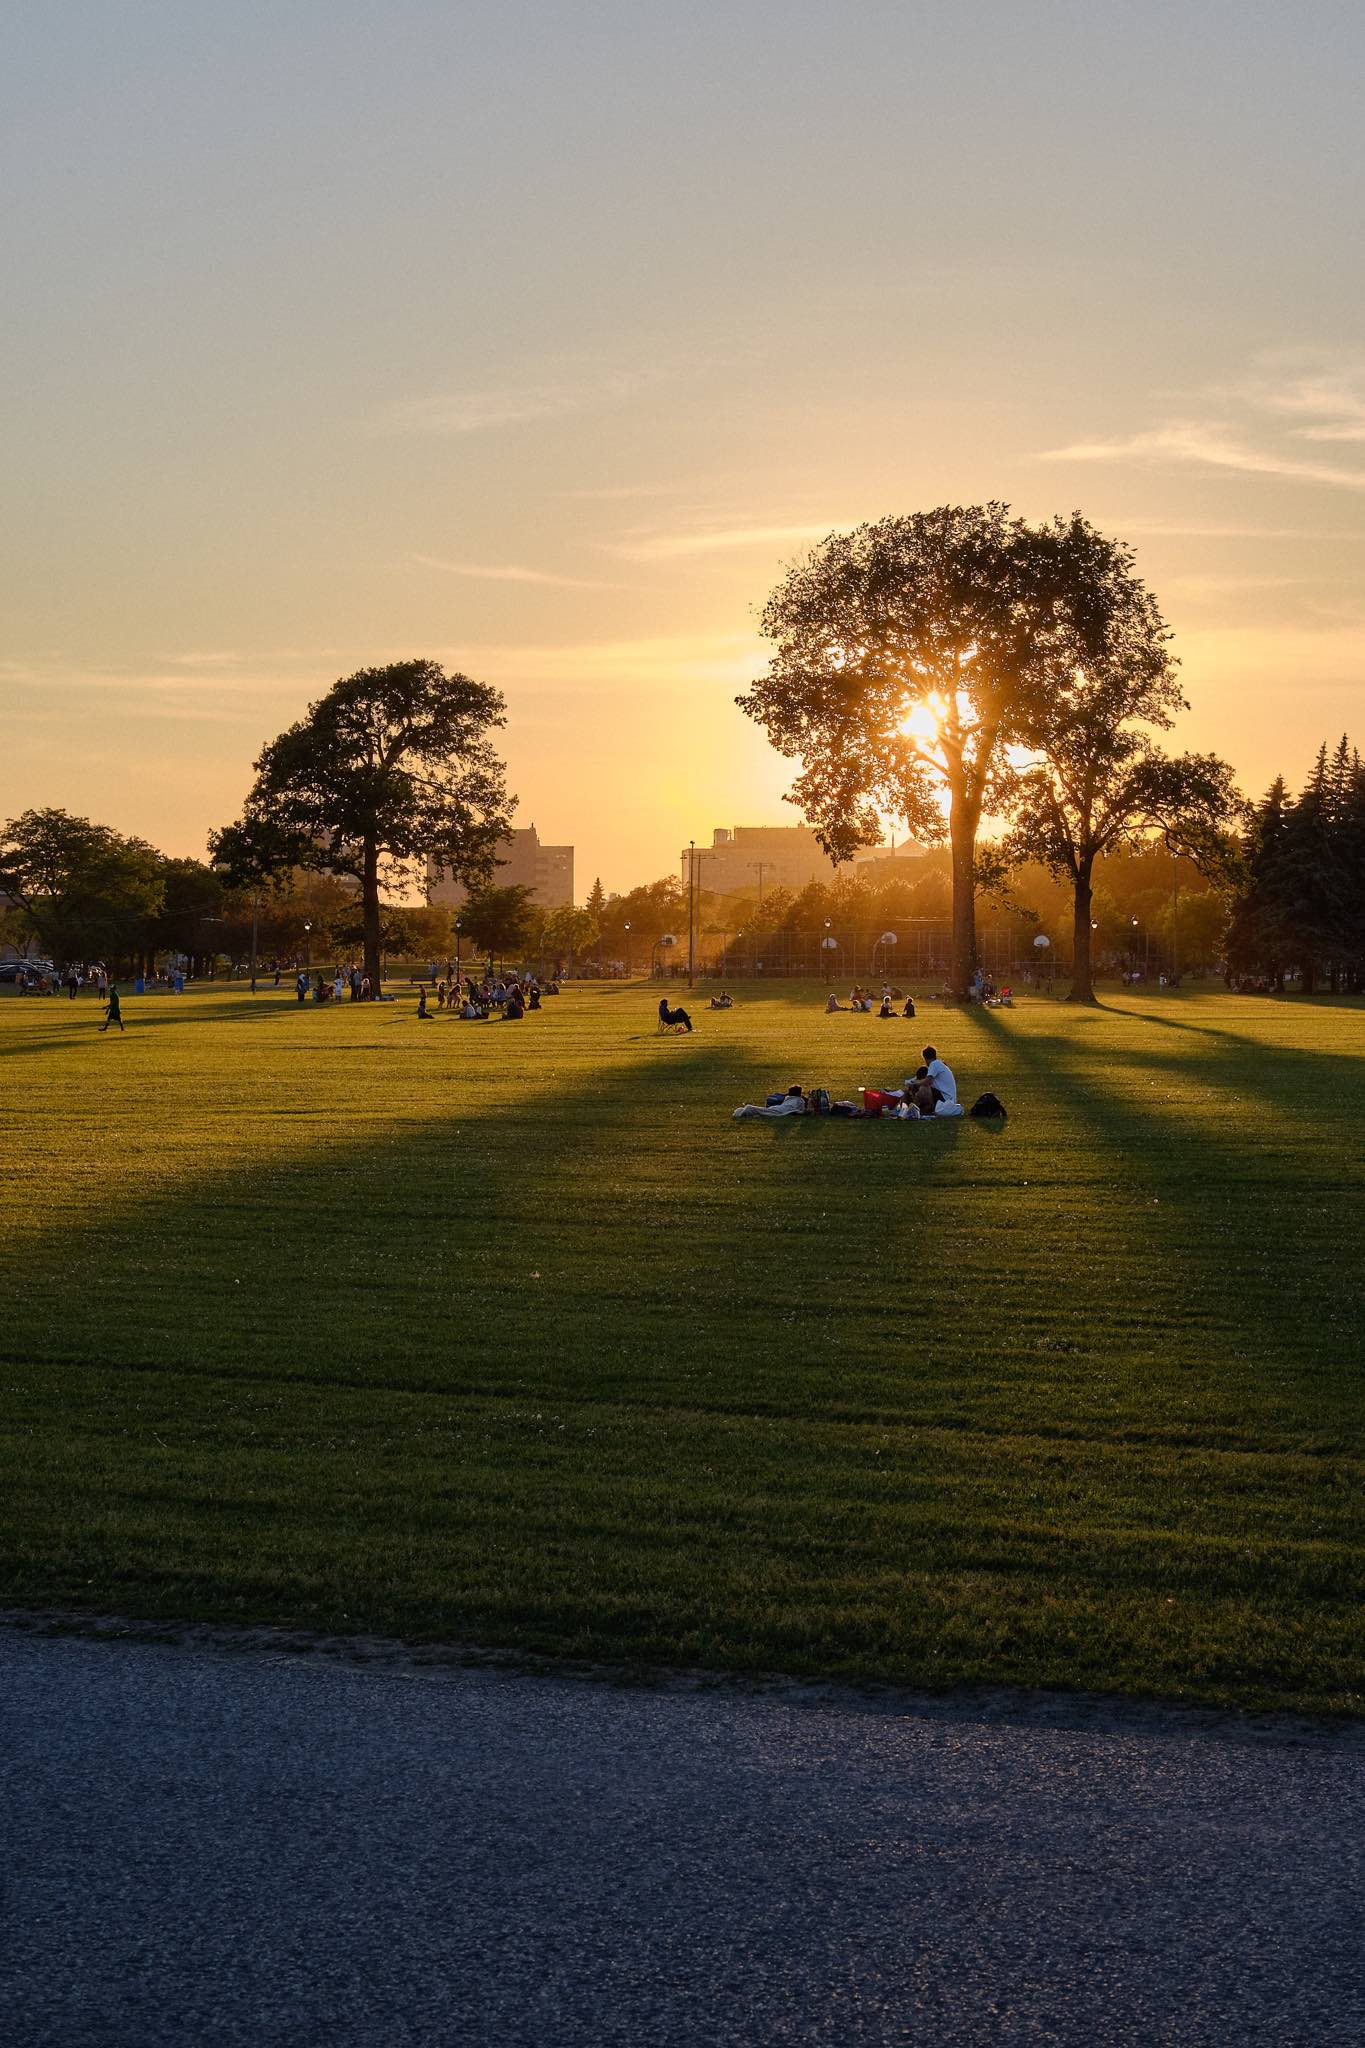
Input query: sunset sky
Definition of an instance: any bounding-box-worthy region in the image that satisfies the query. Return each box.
[4,1,1364,893]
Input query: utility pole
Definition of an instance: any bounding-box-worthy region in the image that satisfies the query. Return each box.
[1171,852,1181,985]
[750,860,769,914]
[248,891,259,993]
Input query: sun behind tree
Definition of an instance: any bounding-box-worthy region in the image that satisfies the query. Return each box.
[739,505,1184,999]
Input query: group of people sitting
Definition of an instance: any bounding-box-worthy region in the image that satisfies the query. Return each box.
[417,973,559,1021]
[826,983,917,1019]
[734,1047,986,1120]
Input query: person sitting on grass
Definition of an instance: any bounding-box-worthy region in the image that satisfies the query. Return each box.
[658,997,693,1032]
[922,1045,957,1107]
[417,987,431,1019]
[905,1067,937,1115]
[901,994,916,1018]
[709,991,734,1010]
[504,987,525,1019]
[528,985,541,1011]
[878,995,895,1018]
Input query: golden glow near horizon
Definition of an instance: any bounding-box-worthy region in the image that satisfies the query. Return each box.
[3,7,1364,892]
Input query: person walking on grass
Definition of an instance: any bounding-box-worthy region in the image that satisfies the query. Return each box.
[101,985,124,1033]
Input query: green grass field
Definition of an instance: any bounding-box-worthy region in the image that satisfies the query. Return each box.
[2,980,1362,1713]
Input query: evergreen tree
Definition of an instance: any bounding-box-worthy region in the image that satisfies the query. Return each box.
[1225,738,1365,992]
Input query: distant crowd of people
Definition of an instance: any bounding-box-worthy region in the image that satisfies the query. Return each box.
[825,982,918,1017]
[825,974,1012,1015]
[416,972,559,1021]
[287,963,560,1016]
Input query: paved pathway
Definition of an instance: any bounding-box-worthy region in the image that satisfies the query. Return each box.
[1,1629,1362,2046]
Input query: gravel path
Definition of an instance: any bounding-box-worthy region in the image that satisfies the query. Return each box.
[1,1628,1361,2046]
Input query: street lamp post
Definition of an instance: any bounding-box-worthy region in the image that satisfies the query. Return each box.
[302,920,312,970]
[248,891,260,993]
[687,840,697,989]
[623,921,631,980]
[454,917,462,988]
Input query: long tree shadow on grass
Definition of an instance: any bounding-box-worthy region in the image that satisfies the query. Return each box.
[969,1005,1365,1440]
[1095,991,1365,1053]
[0,992,308,1056]
[2,1021,1361,1706]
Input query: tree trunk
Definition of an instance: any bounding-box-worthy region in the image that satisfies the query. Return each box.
[1068,860,1097,1004]
[947,784,978,999]
[362,839,382,991]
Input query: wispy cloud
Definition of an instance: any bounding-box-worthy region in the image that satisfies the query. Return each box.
[412,554,624,590]
[558,482,681,501]
[606,520,852,562]
[1041,353,1365,494]
[1097,517,1365,541]
[1230,360,1365,444]
[376,367,658,437]
[1042,421,1365,492]
[1,656,310,699]
[449,630,765,691]
[1164,573,1317,596]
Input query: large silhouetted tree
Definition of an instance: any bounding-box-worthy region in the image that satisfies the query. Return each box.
[212,660,512,989]
[1002,616,1238,999]
[738,506,1171,996]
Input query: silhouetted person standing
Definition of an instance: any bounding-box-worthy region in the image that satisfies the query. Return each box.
[101,986,124,1033]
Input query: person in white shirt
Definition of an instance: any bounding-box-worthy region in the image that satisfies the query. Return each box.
[920,1045,959,1111]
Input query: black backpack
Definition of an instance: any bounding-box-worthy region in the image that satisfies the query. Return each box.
[969,1091,1007,1119]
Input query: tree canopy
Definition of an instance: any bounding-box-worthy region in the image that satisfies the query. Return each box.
[212,659,512,987]
[0,809,165,969]
[739,505,1174,996]
[1227,740,1365,992]
[457,884,536,971]
[1001,617,1238,999]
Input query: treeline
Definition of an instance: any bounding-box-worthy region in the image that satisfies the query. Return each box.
[0,810,456,974]
[1227,738,1365,993]
[5,737,1360,993]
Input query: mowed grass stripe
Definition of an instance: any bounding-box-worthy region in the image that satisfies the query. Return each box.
[1,981,1361,1710]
